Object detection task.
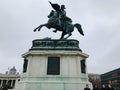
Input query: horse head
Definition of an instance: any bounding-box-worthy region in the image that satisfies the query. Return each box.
[48,10,54,18]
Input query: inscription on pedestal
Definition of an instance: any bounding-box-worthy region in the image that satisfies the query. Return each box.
[47,57,60,75]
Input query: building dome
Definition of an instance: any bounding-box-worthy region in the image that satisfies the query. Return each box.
[9,66,17,74]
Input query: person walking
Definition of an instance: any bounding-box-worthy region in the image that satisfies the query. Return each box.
[84,84,91,90]
[101,84,106,90]
[107,84,114,90]
[93,85,99,90]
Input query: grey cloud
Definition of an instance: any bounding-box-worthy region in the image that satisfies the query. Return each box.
[0,0,120,74]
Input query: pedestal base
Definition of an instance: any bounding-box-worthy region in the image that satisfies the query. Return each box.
[13,80,92,90]
[12,39,92,90]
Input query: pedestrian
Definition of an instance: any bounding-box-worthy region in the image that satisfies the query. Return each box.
[93,85,99,90]
[101,84,106,90]
[107,84,114,90]
[84,84,91,90]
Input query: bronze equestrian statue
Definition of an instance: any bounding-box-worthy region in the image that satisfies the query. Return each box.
[34,1,84,39]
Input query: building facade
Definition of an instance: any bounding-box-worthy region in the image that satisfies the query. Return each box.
[0,66,20,89]
[101,68,120,90]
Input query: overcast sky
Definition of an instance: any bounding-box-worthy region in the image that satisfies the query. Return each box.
[0,0,120,74]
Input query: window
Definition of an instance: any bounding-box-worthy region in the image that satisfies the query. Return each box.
[47,57,60,75]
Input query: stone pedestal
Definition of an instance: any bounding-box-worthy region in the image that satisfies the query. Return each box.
[13,39,92,90]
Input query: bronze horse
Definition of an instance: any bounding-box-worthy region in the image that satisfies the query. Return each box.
[34,8,84,39]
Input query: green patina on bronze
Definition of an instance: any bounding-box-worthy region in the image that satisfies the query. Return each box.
[30,39,82,51]
[34,1,84,39]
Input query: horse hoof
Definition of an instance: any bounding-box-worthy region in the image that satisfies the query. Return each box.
[33,30,36,32]
[38,29,40,31]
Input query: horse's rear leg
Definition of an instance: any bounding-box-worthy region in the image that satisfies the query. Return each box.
[60,32,65,39]
[64,33,72,39]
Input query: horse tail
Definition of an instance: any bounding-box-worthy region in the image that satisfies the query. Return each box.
[74,23,84,36]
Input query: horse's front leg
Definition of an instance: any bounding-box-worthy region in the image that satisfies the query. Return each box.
[53,29,58,33]
[33,26,40,32]
[38,25,43,31]
[33,24,46,32]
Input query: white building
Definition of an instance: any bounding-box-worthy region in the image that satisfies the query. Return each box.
[0,66,20,89]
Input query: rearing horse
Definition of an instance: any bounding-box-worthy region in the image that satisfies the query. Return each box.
[34,10,84,39]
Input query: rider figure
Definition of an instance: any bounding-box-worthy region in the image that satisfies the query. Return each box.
[53,5,72,33]
[60,5,72,24]
[60,5,72,33]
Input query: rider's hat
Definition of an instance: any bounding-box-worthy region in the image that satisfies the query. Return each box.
[61,5,66,9]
